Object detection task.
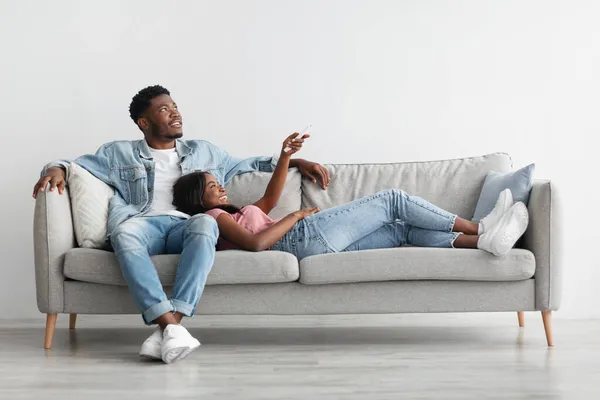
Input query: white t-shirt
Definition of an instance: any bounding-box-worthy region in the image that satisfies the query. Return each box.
[143,147,189,219]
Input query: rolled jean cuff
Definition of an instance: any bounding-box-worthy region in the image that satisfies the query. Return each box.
[142,299,175,325]
[450,232,462,248]
[171,299,195,317]
[447,214,458,232]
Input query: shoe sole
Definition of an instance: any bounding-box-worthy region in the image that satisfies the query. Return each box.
[139,352,162,361]
[501,190,514,214]
[162,346,191,364]
[172,342,201,363]
[491,203,529,256]
[162,340,201,364]
[482,189,513,233]
[498,189,514,215]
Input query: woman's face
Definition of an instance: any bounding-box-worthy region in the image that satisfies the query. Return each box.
[202,173,228,208]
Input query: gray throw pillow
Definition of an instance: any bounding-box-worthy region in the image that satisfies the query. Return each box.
[472,163,535,222]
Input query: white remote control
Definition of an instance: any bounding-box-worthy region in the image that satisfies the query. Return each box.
[299,124,312,135]
[284,124,312,152]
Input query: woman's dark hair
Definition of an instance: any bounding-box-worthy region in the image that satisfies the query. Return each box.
[172,171,241,216]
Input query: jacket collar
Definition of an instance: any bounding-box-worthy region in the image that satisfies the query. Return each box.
[175,139,193,159]
[137,139,192,160]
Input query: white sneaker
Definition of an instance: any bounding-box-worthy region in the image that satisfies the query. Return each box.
[479,189,514,234]
[478,202,529,256]
[139,327,163,360]
[161,324,201,364]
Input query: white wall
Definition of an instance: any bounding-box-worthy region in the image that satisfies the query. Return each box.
[1,0,598,319]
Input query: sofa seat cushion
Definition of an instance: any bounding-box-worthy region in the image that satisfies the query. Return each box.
[299,248,535,285]
[64,248,299,286]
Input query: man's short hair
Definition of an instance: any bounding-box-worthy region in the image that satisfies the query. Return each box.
[129,85,170,123]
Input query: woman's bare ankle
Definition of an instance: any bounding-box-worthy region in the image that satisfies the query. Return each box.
[453,218,479,235]
[453,234,479,249]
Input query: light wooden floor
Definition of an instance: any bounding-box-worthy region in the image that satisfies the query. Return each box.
[0,314,598,399]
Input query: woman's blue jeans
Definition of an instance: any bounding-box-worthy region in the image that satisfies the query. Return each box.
[110,214,218,325]
[271,189,459,260]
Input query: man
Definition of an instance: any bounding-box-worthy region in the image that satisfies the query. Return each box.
[32,85,330,364]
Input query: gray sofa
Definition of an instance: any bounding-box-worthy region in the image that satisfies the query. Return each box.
[34,153,560,349]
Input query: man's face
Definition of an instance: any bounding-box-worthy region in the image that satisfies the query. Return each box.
[139,94,183,141]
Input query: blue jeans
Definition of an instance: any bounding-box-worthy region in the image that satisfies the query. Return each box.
[270,189,459,260]
[110,214,218,325]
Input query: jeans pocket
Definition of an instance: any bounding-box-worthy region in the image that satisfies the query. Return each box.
[119,166,147,204]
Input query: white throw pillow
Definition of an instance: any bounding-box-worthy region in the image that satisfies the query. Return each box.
[68,162,114,249]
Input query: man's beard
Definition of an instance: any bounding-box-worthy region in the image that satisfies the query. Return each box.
[149,121,183,140]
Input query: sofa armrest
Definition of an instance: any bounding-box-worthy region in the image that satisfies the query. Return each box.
[33,185,76,313]
[522,180,562,311]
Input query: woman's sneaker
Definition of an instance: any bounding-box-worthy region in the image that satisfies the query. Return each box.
[478,202,529,256]
[139,326,163,360]
[161,324,201,364]
[479,189,514,234]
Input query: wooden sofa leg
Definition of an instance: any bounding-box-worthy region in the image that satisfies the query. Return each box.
[69,313,77,330]
[45,314,57,349]
[517,312,525,327]
[541,311,554,346]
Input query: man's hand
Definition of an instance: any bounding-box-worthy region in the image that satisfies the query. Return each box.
[33,167,66,198]
[294,159,330,190]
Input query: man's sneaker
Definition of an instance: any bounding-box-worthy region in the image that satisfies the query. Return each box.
[139,327,162,360]
[478,202,529,256]
[479,189,514,234]
[161,324,201,364]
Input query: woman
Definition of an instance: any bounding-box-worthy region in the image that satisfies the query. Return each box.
[172,134,529,259]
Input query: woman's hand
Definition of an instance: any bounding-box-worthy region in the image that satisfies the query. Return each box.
[291,207,320,220]
[281,132,310,157]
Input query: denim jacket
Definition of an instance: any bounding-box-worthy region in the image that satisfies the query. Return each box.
[41,139,276,238]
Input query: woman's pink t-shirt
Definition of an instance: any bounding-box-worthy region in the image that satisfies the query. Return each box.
[204,205,279,250]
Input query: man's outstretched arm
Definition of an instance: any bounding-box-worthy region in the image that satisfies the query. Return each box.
[287,157,330,190]
[217,137,330,189]
[33,144,113,198]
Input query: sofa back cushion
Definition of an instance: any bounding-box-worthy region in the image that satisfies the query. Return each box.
[225,168,302,220]
[301,153,512,220]
[66,166,301,249]
[66,154,509,249]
